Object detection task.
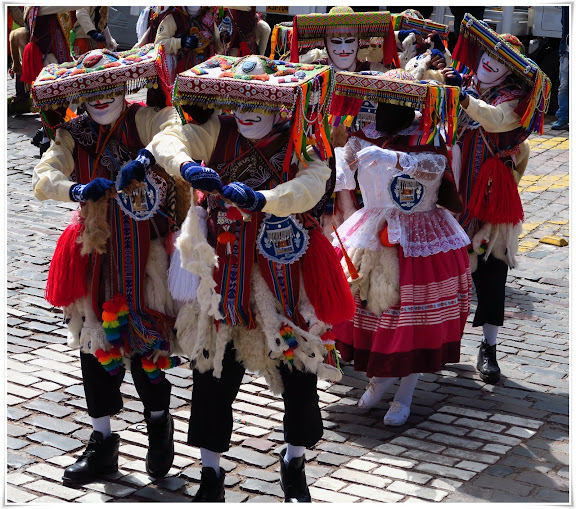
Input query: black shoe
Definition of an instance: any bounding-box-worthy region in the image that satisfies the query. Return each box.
[62,431,119,484]
[145,411,174,478]
[279,449,311,503]
[193,467,225,502]
[477,342,501,384]
[31,128,43,148]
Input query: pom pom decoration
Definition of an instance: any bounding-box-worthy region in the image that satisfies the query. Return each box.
[102,294,130,347]
[141,356,185,383]
[44,217,89,307]
[95,347,123,376]
[466,157,524,226]
[321,330,342,371]
[280,323,299,366]
[301,229,357,326]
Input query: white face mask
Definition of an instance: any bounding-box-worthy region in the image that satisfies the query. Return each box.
[84,95,126,126]
[326,35,359,71]
[476,52,511,86]
[234,111,276,139]
[185,6,201,17]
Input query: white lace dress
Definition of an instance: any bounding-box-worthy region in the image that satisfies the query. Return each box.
[332,126,472,378]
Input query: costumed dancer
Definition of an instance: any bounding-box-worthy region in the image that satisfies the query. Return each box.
[72,7,118,58]
[119,54,355,502]
[22,6,77,157]
[332,68,471,425]
[291,6,400,235]
[218,7,271,57]
[139,6,222,108]
[447,15,551,383]
[8,6,32,115]
[32,45,188,484]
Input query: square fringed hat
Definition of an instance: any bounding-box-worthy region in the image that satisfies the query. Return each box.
[393,11,450,42]
[32,44,158,110]
[452,13,551,134]
[172,54,335,166]
[335,68,460,146]
[290,7,399,67]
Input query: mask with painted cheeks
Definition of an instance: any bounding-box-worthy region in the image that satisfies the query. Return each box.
[84,95,126,126]
[326,34,359,72]
[476,52,511,86]
[233,111,278,140]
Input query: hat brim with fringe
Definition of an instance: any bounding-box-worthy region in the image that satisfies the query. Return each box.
[173,54,335,166]
[32,44,158,110]
[290,11,400,68]
[452,13,551,134]
[393,14,450,41]
[335,71,460,146]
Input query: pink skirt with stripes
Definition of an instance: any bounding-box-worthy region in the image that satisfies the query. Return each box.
[334,246,471,378]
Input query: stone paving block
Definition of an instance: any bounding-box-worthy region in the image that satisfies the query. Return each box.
[7,437,29,450]
[362,451,415,468]
[515,470,569,492]
[23,399,74,418]
[342,483,403,502]
[532,488,570,503]
[313,476,347,491]
[443,447,500,465]
[24,414,81,434]
[506,426,538,439]
[345,459,379,472]
[438,406,491,420]
[472,474,532,497]
[316,452,349,467]
[7,472,36,486]
[7,382,42,400]
[387,480,449,502]
[27,430,83,452]
[134,486,190,502]
[317,442,369,457]
[431,478,464,492]
[6,485,38,503]
[402,449,458,467]
[309,486,359,503]
[241,478,284,497]
[468,429,522,446]
[453,417,507,432]
[390,436,445,454]
[223,447,277,467]
[7,423,34,437]
[489,413,544,429]
[24,479,85,500]
[241,437,275,452]
[373,465,433,485]
[76,492,114,503]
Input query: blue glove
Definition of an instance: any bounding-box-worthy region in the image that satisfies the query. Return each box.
[221,182,266,212]
[70,178,115,202]
[398,29,421,42]
[118,148,155,191]
[429,31,444,50]
[444,67,463,88]
[429,48,445,59]
[88,30,106,43]
[180,35,198,50]
[181,162,223,192]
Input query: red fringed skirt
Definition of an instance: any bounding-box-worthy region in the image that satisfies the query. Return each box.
[334,246,471,378]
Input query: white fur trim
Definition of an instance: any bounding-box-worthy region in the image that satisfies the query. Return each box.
[145,238,175,317]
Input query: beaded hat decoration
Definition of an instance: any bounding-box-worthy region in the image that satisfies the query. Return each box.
[173,54,334,166]
[393,11,450,42]
[290,7,399,67]
[452,13,550,134]
[32,44,158,110]
[335,69,460,145]
[269,21,294,60]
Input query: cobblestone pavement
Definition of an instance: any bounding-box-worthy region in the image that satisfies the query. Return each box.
[5,76,569,504]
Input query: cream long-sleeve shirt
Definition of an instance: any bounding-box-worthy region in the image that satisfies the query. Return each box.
[33,105,178,202]
[147,115,332,217]
[462,94,522,133]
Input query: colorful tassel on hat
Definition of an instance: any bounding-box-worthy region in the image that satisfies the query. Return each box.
[321,330,341,371]
[95,347,123,376]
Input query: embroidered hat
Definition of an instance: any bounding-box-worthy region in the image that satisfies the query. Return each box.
[393,11,450,41]
[452,13,550,134]
[290,7,399,67]
[31,45,159,110]
[172,54,334,166]
[335,68,460,145]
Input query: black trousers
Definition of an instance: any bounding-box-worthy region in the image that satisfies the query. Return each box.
[472,253,509,327]
[188,343,323,453]
[80,352,172,418]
